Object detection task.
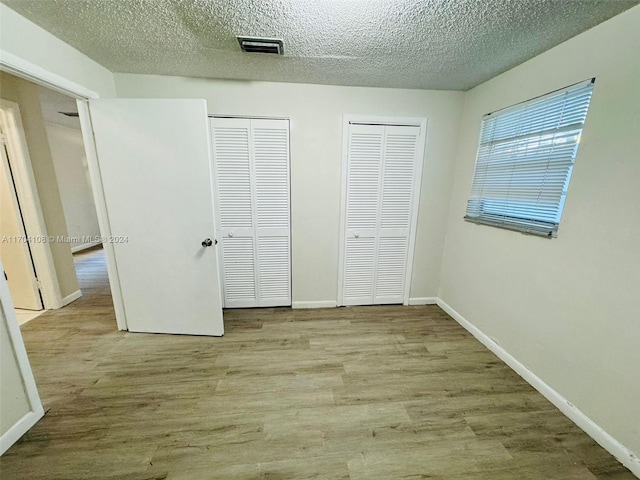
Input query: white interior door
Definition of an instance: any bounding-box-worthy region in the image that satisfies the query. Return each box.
[89,99,223,336]
[340,120,425,306]
[211,117,291,308]
[0,136,43,311]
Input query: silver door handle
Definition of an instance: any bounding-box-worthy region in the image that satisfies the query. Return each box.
[354,233,359,238]
[228,232,234,238]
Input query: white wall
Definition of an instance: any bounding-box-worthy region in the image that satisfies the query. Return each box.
[46,122,101,252]
[115,76,465,305]
[439,5,640,463]
[0,3,116,98]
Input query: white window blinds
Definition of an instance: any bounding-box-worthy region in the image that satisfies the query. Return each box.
[465,79,594,237]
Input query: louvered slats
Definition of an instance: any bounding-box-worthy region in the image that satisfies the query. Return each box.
[257,236,290,304]
[254,127,289,229]
[344,236,376,303]
[466,80,594,236]
[221,236,256,305]
[375,236,409,301]
[346,129,383,230]
[380,133,417,230]
[342,123,422,305]
[214,126,252,229]
[212,118,291,308]
[253,120,290,304]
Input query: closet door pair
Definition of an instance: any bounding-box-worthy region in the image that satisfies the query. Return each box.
[340,121,424,306]
[211,118,291,308]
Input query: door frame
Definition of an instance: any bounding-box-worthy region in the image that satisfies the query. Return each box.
[337,115,428,307]
[1,99,60,309]
[0,51,128,330]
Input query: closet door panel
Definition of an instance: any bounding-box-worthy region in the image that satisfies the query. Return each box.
[342,125,384,304]
[214,120,253,231]
[256,236,290,306]
[345,125,384,234]
[344,235,376,305]
[253,120,290,230]
[373,125,420,304]
[379,127,419,232]
[252,119,291,305]
[211,118,258,307]
[374,235,409,303]
[221,236,257,307]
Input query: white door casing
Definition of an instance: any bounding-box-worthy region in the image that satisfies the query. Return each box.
[89,99,224,336]
[338,117,427,306]
[0,100,62,310]
[0,135,43,310]
[210,117,291,308]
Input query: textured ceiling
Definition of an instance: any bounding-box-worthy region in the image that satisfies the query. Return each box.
[2,0,638,90]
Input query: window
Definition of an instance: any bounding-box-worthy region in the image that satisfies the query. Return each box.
[465,79,594,237]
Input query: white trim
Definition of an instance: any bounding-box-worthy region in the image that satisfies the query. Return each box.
[0,259,43,455]
[291,300,337,309]
[209,114,290,121]
[346,115,426,127]
[76,100,127,331]
[0,407,44,455]
[0,100,63,310]
[71,241,102,253]
[337,115,428,307]
[336,119,350,306]
[403,118,428,306]
[436,298,640,477]
[0,50,99,99]
[408,297,438,305]
[60,289,82,307]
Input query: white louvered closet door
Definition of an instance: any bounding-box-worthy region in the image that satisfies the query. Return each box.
[343,125,384,305]
[341,122,422,306]
[252,119,291,307]
[211,118,291,308]
[212,118,257,307]
[375,126,420,303]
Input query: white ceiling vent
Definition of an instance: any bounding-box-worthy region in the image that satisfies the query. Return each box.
[237,36,284,55]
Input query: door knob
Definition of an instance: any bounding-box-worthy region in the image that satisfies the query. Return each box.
[228,232,234,238]
[202,238,213,247]
[354,233,360,238]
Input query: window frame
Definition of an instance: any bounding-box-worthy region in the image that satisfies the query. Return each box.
[464,78,595,238]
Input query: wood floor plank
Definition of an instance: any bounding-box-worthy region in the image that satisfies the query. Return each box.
[0,246,633,479]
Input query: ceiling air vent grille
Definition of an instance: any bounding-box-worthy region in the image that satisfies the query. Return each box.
[237,36,284,55]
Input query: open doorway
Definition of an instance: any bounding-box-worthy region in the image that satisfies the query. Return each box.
[1,118,43,322]
[0,71,110,325]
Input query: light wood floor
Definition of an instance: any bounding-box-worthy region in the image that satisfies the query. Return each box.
[0,247,633,479]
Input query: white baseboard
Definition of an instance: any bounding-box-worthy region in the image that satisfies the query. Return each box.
[60,289,82,307]
[0,406,44,455]
[71,241,101,253]
[408,297,438,305]
[291,300,337,309]
[436,298,640,477]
